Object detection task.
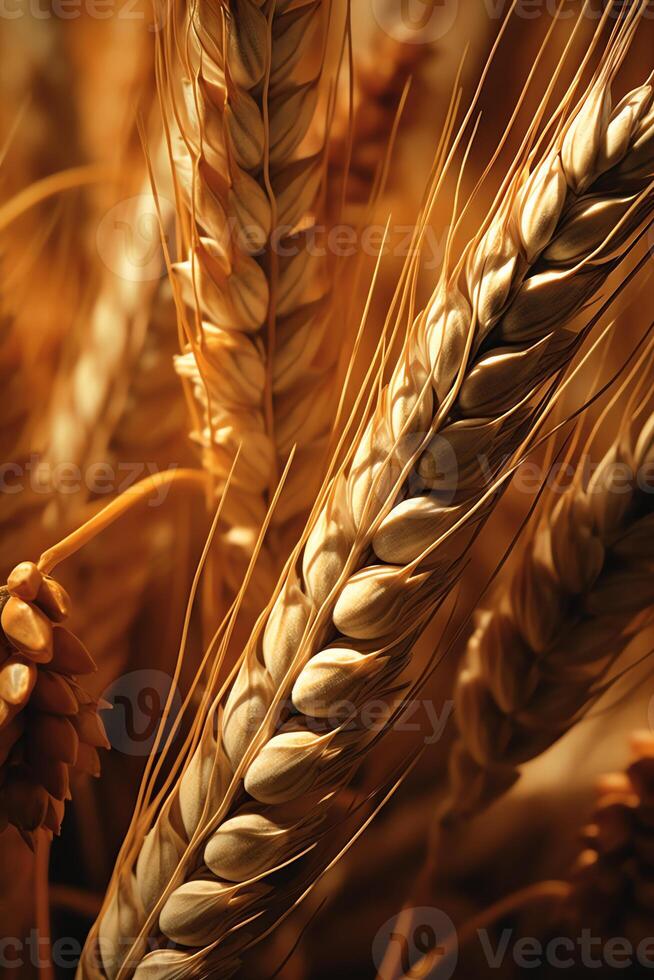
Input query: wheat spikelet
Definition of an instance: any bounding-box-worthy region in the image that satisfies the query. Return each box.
[167,0,334,608]
[110,278,189,464]
[45,182,175,509]
[66,270,194,694]
[0,561,107,845]
[446,411,654,820]
[82,18,654,977]
[566,729,654,945]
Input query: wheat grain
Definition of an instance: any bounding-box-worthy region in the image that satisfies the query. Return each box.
[83,21,654,978]
[0,561,107,846]
[168,0,334,608]
[446,411,654,820]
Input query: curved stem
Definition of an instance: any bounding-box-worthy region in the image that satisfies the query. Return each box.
[388,880,572,980]
[0,165,115,232]
[457,880,572,949]
[37,468,208,574]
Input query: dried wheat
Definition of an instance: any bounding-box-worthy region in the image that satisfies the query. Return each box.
[168,0,334,608]
[83,25,654,979]
[446,412,654,819]
[0,561,107,845]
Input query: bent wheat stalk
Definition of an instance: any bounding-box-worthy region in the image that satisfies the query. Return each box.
[446,410,654,819]
[83,15,654,978]
[167,0,334,607]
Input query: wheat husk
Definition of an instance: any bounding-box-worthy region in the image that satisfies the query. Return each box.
[0,561,106,845]
[446,412,654,819]
[82,17,654,978]
[167,0,335,608]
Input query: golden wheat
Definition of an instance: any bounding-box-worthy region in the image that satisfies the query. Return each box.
[168,0,334,609]
[447,412,654,819]
[0,561,107,845]
[81,16,654,975]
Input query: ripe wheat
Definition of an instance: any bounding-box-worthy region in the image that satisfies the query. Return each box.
[447,412,654,819]
[0,561,107,846]
[82,19,654,976]
[169,0,334,607]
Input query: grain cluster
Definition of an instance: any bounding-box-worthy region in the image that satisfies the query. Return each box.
[83,41,654,976]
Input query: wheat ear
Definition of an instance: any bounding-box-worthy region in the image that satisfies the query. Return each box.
[83,28,654,979]
[567,729,654,945]
[45,179,174,509]
[0,561,107,845]
[446,411,654,820]
[168,0,334,607]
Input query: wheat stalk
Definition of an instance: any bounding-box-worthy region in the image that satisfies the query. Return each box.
[82,16,654,978]
[446,410,654,820]
[168,0,334,608]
